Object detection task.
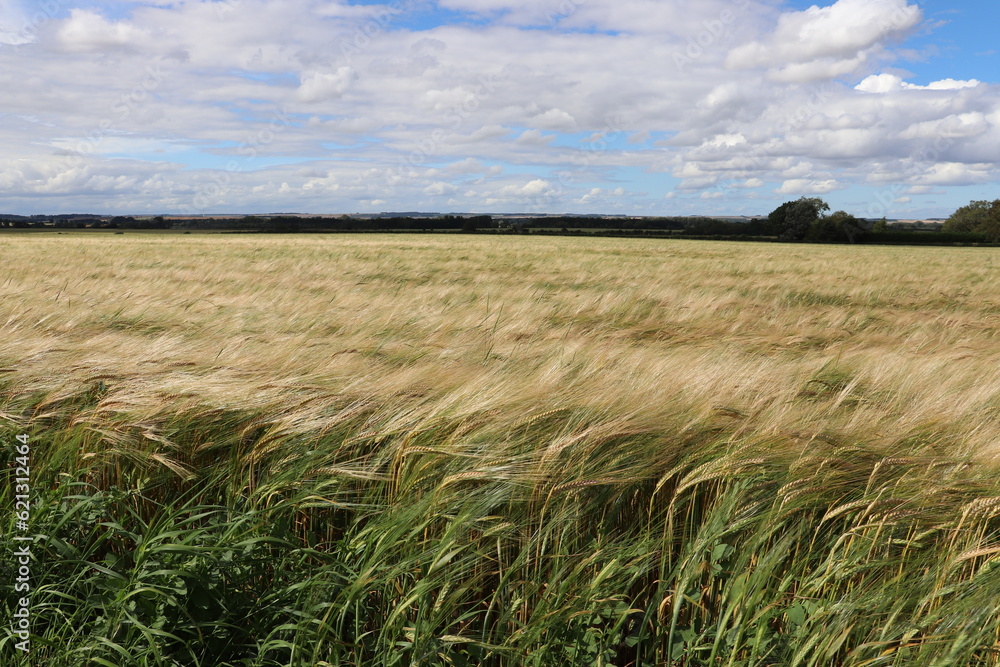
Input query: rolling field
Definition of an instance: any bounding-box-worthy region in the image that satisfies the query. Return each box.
[3,233,1000,665]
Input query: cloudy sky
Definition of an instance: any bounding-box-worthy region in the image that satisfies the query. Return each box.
[0,0,997,217]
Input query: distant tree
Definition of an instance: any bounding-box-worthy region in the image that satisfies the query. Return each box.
[943,200,1000,240]
[768,197,830,241]
[266,216,301,233]
[744,218,773,236]
[806,210,843,243]
[812,210,870,244]
[873,217,888,233]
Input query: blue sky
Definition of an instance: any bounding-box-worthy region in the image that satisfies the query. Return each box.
[891,1,999,69]
[0,0,997,217]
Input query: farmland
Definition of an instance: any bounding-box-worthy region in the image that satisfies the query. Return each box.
[3,233,1000,665]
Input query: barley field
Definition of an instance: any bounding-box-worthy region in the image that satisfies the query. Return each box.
[3,232,1000,665]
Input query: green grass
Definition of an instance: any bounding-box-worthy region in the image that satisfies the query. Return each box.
[5,403,1000,666]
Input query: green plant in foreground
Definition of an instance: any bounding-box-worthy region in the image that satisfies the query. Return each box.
[3,404,1000,666]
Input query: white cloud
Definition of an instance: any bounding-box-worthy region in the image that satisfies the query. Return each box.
[297,67,356,103]
[920,78,983,91]
[424,181,458,196]
[57,9,151,52]
[0,0,994,216]
[518,179,553,197]
[531,108,577,131]
[516,129,554,145]
[728,0,921,82]
[916,163,995,186]
[578,186,626,204]
[856,74,982,93]
[899,113,988,140]
[777,179,840,195]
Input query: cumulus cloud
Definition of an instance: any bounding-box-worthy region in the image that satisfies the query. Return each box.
[296,67,356,103]
[0,0,995,216]
[530,108,577,131]
[777,179,841,195]
[727,0,921,82]
[898,113,989,140]
[515,129,554,146]
[57,9,151,52]
[916,163,995,186]
[517,179,554,197]
[578,186,626,204]
[424,181,458,196]
[855,74,982,93]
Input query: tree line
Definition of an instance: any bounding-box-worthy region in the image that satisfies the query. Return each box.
[1,198,997,245]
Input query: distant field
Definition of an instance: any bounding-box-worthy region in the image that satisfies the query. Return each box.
[3,234,1000,665]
